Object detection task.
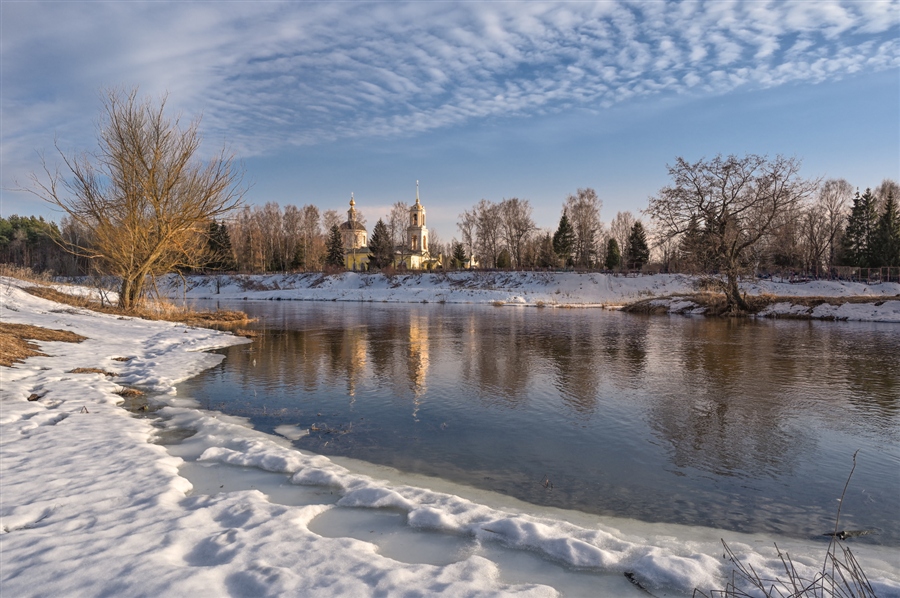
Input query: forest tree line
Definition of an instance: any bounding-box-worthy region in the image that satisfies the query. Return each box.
[4,173,899,279]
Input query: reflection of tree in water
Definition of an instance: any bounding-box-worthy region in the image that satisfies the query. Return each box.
[540,325,602,415]
[528,314,649,415]
[458,310,532,408]
[647,319,817,479]
[841,331,900,422]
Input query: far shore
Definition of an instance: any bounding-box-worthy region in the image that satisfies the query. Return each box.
[155,271,900,322]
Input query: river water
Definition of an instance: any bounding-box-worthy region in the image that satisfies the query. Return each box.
[177,300,900,546]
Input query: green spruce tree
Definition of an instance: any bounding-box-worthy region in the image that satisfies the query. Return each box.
[552,210,575,266]
[537,233,558,269]
[873,190,900,267]
[451,241,467,269]
[325,224,345,269]
[605,238,621,270]
[368,219,393,270]
[496,248,512,269]
[206,220,235,270]
[842,188,879,267]
[626,221,650,270]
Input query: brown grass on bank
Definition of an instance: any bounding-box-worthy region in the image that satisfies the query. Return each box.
[0,322,87,367]
[0,264,54,284]
[68,367,118,377]
[23,285,251,327]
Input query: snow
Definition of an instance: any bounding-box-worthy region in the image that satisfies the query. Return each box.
[163,271,900,322]
[2,277,899,597]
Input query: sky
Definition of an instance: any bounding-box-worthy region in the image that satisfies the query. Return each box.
[2,1,898,242]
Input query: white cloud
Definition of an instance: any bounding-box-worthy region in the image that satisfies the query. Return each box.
[2,0,898,179]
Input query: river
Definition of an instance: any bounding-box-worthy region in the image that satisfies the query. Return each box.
[177,300,900,546]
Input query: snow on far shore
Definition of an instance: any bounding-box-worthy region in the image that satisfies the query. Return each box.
[162,271,900,322]
[2,277,899,597]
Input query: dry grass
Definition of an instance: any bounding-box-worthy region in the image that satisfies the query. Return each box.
[68,367,118,377]
[694,453,875,598]
[0,263,54,284]
[22,285,251,327]
[0,322,87,367]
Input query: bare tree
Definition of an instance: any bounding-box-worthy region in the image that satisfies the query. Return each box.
[457,209,477,266]
[818,178,853,272]
[28,88,244,309]
[389,201,409,249]
[260,202,284,271]
[282,204,303,270]
[565,188,604,267]
[322,209,342,233]
[298,204,322,270]
[608,211,636,262]
[647,154,818,312]
[874,178,899,213]
[469,199,504,268]
[800,202,829,276]
[499,197,536,268]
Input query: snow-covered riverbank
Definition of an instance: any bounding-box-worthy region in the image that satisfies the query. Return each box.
[2,277,899,597]
[164,271,900,322]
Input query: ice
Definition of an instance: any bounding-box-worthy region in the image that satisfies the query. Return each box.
[2,276,899,598]
[274,423,311,440]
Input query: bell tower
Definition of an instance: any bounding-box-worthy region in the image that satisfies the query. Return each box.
[408,180,427,254]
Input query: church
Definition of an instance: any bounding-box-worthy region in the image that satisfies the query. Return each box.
[340,182,440,271]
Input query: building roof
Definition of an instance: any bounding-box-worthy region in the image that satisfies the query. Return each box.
[339,221,367,231]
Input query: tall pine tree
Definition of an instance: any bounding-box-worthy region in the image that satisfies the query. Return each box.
[368,219,393,269]
[536,233,558,269]
[626,221,650,270]
[842,188,878,267]
[874,190,900,267]
[451,241,467,269]
[206,220,235,270]
[605,238,621,270]
[552,210,575,266]
[325,224,345,269]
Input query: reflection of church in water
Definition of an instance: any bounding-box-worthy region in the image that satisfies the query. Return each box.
[406,313,429,419]
[341,182,439,271]
[336,310,429,420]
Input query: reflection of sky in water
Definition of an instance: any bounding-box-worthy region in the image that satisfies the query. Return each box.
[180,301,900,545]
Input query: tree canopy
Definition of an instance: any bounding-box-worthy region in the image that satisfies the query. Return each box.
[324,224,345,269]
[605,238,621,270]
[552,210,575,265]
[368,219,393,269]
[625,222,650,270]
[28,88,244,309]
[648,154,817,312]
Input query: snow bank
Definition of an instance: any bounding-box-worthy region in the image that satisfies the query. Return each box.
[163,272,900,322]
[3,277,899,597]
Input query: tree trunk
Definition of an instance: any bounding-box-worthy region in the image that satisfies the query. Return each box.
[118,275,145,310]
[723,272,750,314]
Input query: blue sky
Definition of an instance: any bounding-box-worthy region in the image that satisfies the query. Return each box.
[2,1,898,241]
